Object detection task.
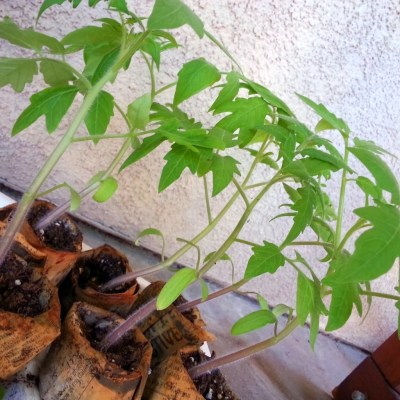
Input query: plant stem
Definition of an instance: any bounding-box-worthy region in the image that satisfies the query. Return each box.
[177,278,248,313]
[0,70,116,264]
[360,290,400,301]
[334,136,350,249]
[154,81,177,96]
[203,176,212,224]
[188,317,299,379]
[337,219,369,253]
[287,241,335,249]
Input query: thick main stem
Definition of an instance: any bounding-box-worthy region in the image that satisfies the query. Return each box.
[188,317,299,379]
[0,72,115,265]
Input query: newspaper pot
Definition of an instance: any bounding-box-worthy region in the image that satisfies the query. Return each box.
[143,349,238,400]
[0,253,61,379]
[39,302,152,400]
[70,245,139,316]
[128,281,214,363]
[0,200,82,285]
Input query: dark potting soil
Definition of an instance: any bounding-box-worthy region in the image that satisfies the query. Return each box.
[183,351,239,400]
[0,253,49,317]
[78,306,145,372]
[28,203,82,252]
[77,253,132,293]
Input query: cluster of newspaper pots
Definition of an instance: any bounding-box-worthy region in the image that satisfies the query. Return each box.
[0,200,236,400]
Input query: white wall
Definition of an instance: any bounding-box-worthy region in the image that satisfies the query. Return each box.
[0,0,399,351]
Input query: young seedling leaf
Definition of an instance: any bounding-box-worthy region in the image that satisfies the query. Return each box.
[283,185,316,245]
[244,241,285,279]
[323,205,400,284]
[349,147,400,204]
[109,0,129,13]
[283,183,301,203]
[40,59,75,86]
[127,93,152,130]
[0,58,38,92]
[85,90,114,138]
[157,267,197,310]
[210,155,240,196]
[272,304,291,318]
[0,17,63,53]
[297,93,350,136]
[38,0,67,20]
[12,86,79,135]
[356,176,382,201]
[148,0,204,38]
[257,294,269,310]
[200,278,209,301]
[209,71,240,111]
[159,144,200,192]
[120,134,165,171]
[92,177,118,203]
[353,137,396,158]
[231,309,277,336]
[174,58,221,105]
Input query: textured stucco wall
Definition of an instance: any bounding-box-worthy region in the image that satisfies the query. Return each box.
[0,1,399,351]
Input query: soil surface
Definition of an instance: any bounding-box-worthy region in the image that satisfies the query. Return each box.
[77,252,132,293]
[183,351,239,400]
[0,253,49,317]
[78,306,145,372]
[28,203,82,252]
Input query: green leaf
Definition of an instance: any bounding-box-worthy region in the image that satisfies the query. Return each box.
[159,144,199,192]
[324,205,400,284]
[356,176,382,201]
[12,86,78,135]
[200,278,209,301]
[349,147,400,204]
[326,282,360,331]
[40,60,75,86]
[135,227,165,260]
[242,77,293,116]
[109,0,129,13]
[0,386,5,399]
[244,241,285,279]
[283,183,301,203]
[92,177,118,203]
[92,47,120,84]
[231,309,277,335]
[0,17,64,53]
[0,58,38,92]
[210,71,240,111]
[284,158,339,179]
[283,185,316,245]
[157,267,197,310]
[300,148,349,172]
[210,155,240,196]
[85,91,114,137]
[127,93,152,130]
[353,137,396,158]
[257,294,269,310]
[83,44,119,80]
[38,0,66,20]
[148,0,204,38]
[272,304,292,318]
[62,25,122,48]
[174,58,221,105]
[297,93,350,136]
[120,134,165,171]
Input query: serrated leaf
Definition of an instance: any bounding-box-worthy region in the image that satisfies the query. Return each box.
[157,267,197,310]
[141,36,161,69]
[62,25,121,48]
[120,134,165,171]
[323,205,400,284]
[326,282,360,331]
[349,147,400,204]
[297,93,350,136]
[159,144,200,192]
[231,309,277,336]
[127,93,152,130]
[83,44,119,80]
[92,47,120,84]
[85,90,114,137]
[12,85,78,135]
[148,0,204,38]
[210,71,240,111]
[283,185,316,245]
[242,77,293,116]
[38,0,67,20]
[0,58,38,92]
[174,58,221,105]
[244,241,285,279]
[92,177,118,203]
[210,155,240,196]
[0,17,63,53]
[40,59,75,86]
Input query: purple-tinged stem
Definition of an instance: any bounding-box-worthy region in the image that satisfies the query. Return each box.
[188,317,299,379]
[101,298,157,349]
[177,279,248,313]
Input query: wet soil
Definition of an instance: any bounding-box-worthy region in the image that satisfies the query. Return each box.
[78,306,145,372]
[28,203,82,252]
[0,253,49,317]
[77,252,132,293]
[183,351,239,400]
